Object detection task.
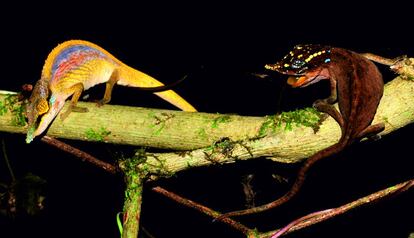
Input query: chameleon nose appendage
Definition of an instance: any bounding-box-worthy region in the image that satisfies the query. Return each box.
[26,127,36,144]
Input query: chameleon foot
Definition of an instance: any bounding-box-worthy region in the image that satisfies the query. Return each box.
[95,99,110,107]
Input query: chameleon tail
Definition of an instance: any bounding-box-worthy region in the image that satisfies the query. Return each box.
[117,65,197,112]
[218,140,349,219]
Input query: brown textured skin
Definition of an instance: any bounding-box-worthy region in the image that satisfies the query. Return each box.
[332,48,384,138]
[220,47,385,219]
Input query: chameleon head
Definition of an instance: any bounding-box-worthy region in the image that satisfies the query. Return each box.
[265,44,332,88]
[25,79,65,143]
[26,79,49,143]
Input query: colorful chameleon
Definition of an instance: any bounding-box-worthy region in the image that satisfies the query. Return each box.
[26,40,196,143]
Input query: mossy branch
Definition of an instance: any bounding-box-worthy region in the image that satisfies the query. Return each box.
[138,72,414,179]
[119,157,145,238]
[1,59,414,178]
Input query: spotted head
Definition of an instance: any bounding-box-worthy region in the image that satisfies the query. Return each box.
[265,44,332,87]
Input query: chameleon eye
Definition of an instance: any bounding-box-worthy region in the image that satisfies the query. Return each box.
[291,59,306,69]
[36,99,49,116]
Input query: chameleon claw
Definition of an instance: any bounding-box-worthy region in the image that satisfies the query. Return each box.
[95,99,110,107]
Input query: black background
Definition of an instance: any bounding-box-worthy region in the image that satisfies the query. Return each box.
[0,2,413,238]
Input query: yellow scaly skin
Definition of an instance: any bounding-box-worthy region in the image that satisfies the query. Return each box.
[26,40,196,143]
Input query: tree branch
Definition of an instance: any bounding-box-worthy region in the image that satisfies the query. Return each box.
[40,136,117,174]
[0,93,266,150]
[0,58,412,238]
[1,59,413,177]
[119,158,145,238]
[152,186,253,235]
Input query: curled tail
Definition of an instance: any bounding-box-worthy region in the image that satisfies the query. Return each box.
[220,140,348,218]
[117,65,197,112]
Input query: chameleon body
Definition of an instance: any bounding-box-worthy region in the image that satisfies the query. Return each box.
[26,40,196,143]
[221,44,385,218]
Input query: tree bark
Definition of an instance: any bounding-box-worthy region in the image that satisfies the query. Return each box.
[0,59,413,176]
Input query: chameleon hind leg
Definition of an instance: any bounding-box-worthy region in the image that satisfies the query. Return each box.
[60,83,88,120]
[96,70,118,107]
[361,53,406,66]
[357,123,385,141]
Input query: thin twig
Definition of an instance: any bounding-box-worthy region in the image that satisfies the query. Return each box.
[41,136,118,174]
[152,186,253,235]
[141,226,156,238]
[270,209,334,238]
[2,139,15,181]
[260,178,414,238]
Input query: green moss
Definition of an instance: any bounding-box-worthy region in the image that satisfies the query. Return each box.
[215,137,233,150]
[186,161,192,168]
[0,95,27,126]
[11,104,26,126]
[400,73,414,81]
[148,112,175,135]
[258,107,323,137]
[152,123,165,136]
[197,128,208,140]
[204,141,215,152]
[121,155,144,194]
[123,148,175,179]
[211,115,231,128]
[120,153,144,238]
[203,137,235,162]
[147,111,156,119]
[0,101,7,115]
[258,115,278,137]
[85,127,111,142]
[248,228,260,238]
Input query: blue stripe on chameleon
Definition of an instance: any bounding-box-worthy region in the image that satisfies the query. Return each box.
[51,45,107,76]
[49,94,56,105]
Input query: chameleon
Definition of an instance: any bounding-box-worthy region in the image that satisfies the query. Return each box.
[219,44,389,219]
[25,40,197,143]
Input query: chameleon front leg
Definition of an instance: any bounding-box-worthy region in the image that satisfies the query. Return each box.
[326,77,337,104]
[313,77,345,131]
[96,70,118,107]
[60,83,88,120]
[312,76,337,106]
[313,100,345,133]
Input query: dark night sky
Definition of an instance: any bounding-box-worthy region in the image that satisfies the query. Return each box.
[0,3,413,238]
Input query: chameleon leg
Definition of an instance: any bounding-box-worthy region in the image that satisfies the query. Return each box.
[96,70,118,107]
[311,77,342,128]
[357,123,385,140]
[361,53,406,66]
[311,77,339,118]
[313,100,345,130]
[60,83,88,120]
[325,77,337,104]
